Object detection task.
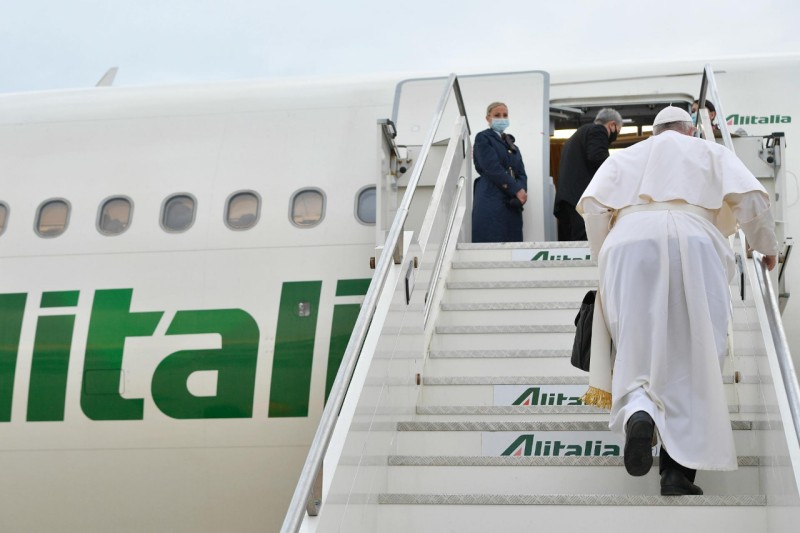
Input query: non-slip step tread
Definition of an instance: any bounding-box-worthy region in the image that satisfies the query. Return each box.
[387,455,760,467]
[421,375,756,385]
[378,493,766,506]
[429,349,572,358]
[452,260,595,269]
[447,280,598,289]
[416,405,760,415]
[440,302,581,311]
[397,420,754,431]
[436,325,575,334]
[423,376,589,385]
[457,242,590,250]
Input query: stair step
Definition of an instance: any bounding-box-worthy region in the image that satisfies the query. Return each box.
[448,260,597,282]
[395,420,758,456]
[421,374,757,385]
[418,382,761,408]
[454,241,591,261]
[397,420,754,431]
[429,349,572,358]
[425,347,762,376]
[414,404,760,415]
[376,503,766,533]
[388,455,760,467]
[443,282,595,303]
[378,493,766,506]
[385,463,759,495]
[436,306,579,326]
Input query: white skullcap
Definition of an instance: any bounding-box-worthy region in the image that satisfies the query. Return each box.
[653,106,692,126]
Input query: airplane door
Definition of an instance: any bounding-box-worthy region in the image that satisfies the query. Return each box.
[393,71,551,242]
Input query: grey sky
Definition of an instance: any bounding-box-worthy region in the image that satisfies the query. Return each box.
[1,0,799,93]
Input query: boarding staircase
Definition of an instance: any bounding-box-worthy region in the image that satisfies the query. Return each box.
[376,241,771,531]
[283,69,800,532]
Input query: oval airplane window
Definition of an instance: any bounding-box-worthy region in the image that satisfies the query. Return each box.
[0,203,8,236]
[356,186,376,225]
[98,196,133,235]
[35,199,70,238]
[226,191,260,230]
[290,188,325,228]
[162,194,196,232]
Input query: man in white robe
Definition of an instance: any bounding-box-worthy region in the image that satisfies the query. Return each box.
[577,106,778,495]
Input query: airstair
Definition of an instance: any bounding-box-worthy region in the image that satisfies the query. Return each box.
[282,69,800,532]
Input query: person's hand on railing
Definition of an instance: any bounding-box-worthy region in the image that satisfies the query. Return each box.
[763,254,777,271]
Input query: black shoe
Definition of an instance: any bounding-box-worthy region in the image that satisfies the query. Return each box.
[660,468,704,495]
[624,411,654,476]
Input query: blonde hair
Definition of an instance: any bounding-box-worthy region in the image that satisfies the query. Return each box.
[486,101,507,115]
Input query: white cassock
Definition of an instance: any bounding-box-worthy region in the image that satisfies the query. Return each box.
[577,131,778,471]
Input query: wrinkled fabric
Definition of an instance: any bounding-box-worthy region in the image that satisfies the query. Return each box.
[579,131,771,237]
[577,130,779,472]
[602,211,736,470]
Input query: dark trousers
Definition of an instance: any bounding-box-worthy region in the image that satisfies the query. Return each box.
[555,201,587,241]
[660,446,697,483]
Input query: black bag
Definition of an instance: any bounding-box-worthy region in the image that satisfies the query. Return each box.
[571,290,596,371]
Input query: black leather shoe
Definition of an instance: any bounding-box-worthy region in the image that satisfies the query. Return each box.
[660,468,704,495]
[624,411,654,476]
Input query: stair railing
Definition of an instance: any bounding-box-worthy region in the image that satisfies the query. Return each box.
[697,64,734,151]
[280,73,469,533]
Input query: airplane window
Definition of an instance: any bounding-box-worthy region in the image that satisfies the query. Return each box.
[0,203,7,236]
[226,191,260,230]
[98,197,132,235]
[36,199,70,237]
[162,194,196,232]
[290,189,325,228]
[356,186,376,225]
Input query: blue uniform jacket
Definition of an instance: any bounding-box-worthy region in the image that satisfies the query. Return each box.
[472,128,528,242]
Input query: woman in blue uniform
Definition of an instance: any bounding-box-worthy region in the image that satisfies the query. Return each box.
[472,101,528,242]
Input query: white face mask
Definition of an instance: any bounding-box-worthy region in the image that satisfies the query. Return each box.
[491,118,509,133]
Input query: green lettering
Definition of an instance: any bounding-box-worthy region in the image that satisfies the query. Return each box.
[0,293,27,422]
[564,445,582,456]
[603,445,621,456]
[512,387,539,405]
[326,279,369,401]
[268,281,322,418]
[152,309,259,418]
[27,314,75,421]
[530,251,549,261]
[81,289,162,420]
[327,303,360,402]
[501,434,534,456]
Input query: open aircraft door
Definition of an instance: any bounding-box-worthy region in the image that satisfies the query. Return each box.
[391,71,551,242]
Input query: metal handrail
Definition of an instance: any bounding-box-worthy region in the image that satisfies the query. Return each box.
[280,73,469,533]
[698,65,734,151]
[752,249,800,450]
[423,175,466,327]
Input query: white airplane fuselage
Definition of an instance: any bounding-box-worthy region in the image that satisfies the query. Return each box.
[0,58,797,532]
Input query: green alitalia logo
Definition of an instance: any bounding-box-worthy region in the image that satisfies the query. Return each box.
[529,251,590,261]
[501,433,620,457]
[726,114,791,126]
[0,279,369,423]
[512,387,582,406]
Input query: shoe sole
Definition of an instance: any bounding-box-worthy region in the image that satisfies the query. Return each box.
[624,417,654,476]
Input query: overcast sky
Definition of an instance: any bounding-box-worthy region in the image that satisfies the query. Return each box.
[1,0,799,93]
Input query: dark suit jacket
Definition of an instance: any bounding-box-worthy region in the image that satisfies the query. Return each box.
[554,123,611,211]
[472,129,528,242]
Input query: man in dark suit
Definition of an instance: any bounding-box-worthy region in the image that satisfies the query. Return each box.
[553,108,623,241]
